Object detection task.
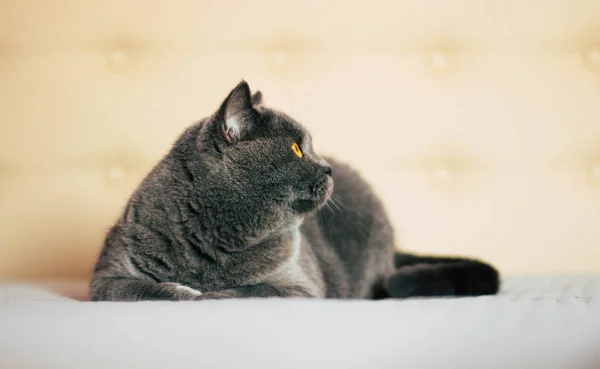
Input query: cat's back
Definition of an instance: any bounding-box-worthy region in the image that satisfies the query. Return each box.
[301,157,396,298]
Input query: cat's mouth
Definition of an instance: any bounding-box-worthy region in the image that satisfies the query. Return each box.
[293,176,333,213]
[314,176,334,207]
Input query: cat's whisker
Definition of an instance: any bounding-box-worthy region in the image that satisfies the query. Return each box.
[327,201,341,218]
[329,198,345,212]
[325,201,336,218]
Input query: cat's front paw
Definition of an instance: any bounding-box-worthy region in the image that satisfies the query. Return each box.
[192,291,237,300]
[158,282,204,300]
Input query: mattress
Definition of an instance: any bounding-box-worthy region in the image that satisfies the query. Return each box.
[0,275,599,369]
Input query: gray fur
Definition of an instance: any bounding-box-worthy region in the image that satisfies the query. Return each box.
[90,81,500,301]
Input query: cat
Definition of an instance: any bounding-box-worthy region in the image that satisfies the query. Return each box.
[89,81,500,301]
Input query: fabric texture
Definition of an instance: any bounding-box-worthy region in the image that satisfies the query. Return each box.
[0,275,599,369]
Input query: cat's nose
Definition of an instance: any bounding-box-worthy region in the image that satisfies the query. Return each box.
[317,157,332,176]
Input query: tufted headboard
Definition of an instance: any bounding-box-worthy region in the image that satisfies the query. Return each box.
[1,0,599,282]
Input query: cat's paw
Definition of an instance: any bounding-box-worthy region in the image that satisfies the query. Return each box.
[158,282,203,299]
[192,291,237,300]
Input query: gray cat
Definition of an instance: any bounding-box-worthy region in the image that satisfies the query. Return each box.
[90,81,499,301]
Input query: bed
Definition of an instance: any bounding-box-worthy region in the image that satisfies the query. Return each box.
[1,274,599,369]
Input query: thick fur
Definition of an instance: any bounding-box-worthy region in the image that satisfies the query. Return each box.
[90,81,500,301]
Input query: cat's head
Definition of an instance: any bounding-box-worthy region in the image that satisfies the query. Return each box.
[190,80,333,219]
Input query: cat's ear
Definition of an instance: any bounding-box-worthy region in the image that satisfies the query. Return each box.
[251,91,263,106]
[216,80,256,145]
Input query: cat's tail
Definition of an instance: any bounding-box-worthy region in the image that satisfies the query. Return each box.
[380,252,500,299]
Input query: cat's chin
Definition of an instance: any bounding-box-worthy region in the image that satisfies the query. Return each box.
[291,199,321,214]
[291,194,332,214]
[292,176,334,214]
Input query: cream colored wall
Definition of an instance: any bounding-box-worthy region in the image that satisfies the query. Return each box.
[1,0,600,281]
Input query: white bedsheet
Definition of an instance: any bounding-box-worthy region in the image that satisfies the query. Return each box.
[1,275,599,369]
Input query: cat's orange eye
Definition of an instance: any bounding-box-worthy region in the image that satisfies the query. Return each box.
[291,142,303,158]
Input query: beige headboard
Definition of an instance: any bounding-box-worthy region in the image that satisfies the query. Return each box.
[1,0,599,282]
